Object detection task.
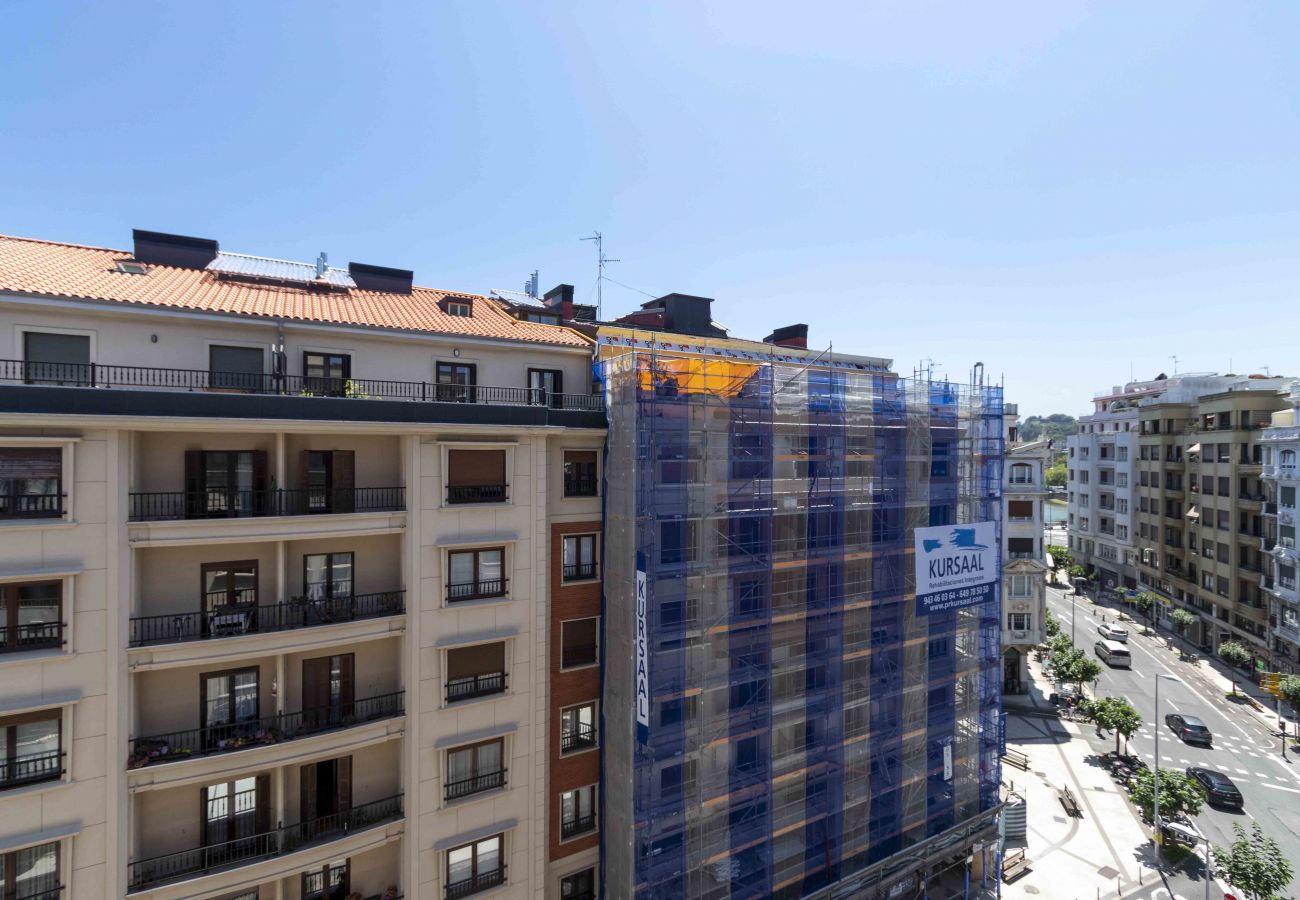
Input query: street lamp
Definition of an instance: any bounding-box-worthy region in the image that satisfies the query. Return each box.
[1152,673,1181,850]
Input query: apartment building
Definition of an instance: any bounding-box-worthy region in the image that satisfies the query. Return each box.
[1132,375,1291,657]
[1260,383,1300,667]
[1065,384,1143,590]
[1001,405,1049,695]
[0,229,606,900]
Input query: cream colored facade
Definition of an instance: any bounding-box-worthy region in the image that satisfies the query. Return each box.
[0,281,603,899]
[1000,405,1049,695]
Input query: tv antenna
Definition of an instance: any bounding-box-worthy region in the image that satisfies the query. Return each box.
[1169,355,1179,375]
[581,231,619,320]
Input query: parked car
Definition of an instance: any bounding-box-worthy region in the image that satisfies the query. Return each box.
[1186,767,1244,808]
[1098,623,1129,643]
[1165,713,1213,747]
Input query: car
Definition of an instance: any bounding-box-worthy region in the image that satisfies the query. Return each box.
[1186,766,1244,808]
[1165,713,1213,746]
[1098,623,1129,643]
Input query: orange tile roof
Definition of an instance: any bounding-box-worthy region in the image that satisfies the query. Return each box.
[0,234,592,349]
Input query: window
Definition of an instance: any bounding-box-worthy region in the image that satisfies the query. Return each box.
[1117,446,1128,461]
[444,300,473,317]
[115,260,149,275]
[209,345,265,392]
[303,352,351,397]
[1117,473,1128,488]
[446,643,506,703]
[562,535,597,581]
[201,668,259,742]
[186,450,267,518]
[202,775,267,849]
[1009,463,1033,485]
[447,548,506,601]
[304,449,357,514]
[304,552,354,601]
[302,654,354,731]
[0,841,60,900]
[23,331,90,385]
[446,449,507,504]
[445,738,506,800]
[446,834,504,897]
[201,561,258,634]
[1117,499,1128,514]
[302,860,349,900]
[1008,612,1032,630]
[435,362,476,402]
[0,580,63,654]
[0,447,64,519]
[528,368,563,406]
[1009,577,1031,599]
[563,451,598,497]
[0,710,63,790]
[560,703,597,754]
[561,618,598,669]
[560,784,598,839]
[660,519,697,565]
[1007,500,1034,521]
[1008,537,1035,559]
[560,867,597,900]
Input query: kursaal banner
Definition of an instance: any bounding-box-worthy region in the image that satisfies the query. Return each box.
[914,521,997,615]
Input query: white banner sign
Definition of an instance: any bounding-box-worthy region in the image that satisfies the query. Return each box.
[914,521,998,615]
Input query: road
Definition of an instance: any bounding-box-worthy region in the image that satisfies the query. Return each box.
[1045,584,1300,898]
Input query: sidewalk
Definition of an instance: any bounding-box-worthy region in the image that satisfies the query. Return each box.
[1001,656,1159,900]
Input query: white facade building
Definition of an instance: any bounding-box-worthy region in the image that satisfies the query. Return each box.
[1262,383,1300,666]
[1001,405,1049,694]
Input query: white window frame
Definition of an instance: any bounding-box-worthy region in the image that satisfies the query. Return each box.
[439,637,515,709]
[0,694,78,796]
[438,441,517,510]
[0,568,80,664]
[0,436,80,527]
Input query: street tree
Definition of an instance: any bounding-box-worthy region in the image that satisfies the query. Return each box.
[1046,545,1073,569]
[1170,608,1197,650]
[1048,632,1074,656]
[1067,564,1087,591]
[1218,640,1252,669]
[1054,648,1103,696]
[1213,821,1294,900]
[1130,766,1205,825]
[1279,674,1300,719]
[1044,610,1060,639]
[1133,591,1155,632]
[1090,696,1142,755]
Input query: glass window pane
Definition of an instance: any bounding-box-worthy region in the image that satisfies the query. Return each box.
[15,841,59,898]
[233,673,258,721]
[206,676,232,725]
[563,538,577,567]
[330,554,353,595]
[448,748,472,782]
[478,741,501,771]
[305,555,329,600]
[448,553,474,585]
[16,718,59,762]
[478,550,502,581]
[477,836,500,872]
[448,846,473,883]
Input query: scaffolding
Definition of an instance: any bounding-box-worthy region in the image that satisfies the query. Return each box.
[601,348,1004,899]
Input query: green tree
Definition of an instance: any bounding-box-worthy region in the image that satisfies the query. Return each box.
[1054,647,1103,695]
[1044,610,1060,639]
[1213,821,1294,900]
[1019,414,1079,446]
[1218,640,1253,669]
[1046,545,1073,568]
[1134,591,1155,631]
[1130,766,1206,824]
[1045,462,1067,487]
[1048,632,1074,656]
[1067,564,1087,589]
[1090,696,1142,755]
[1279,674,1300,719]
[1171,608,1197,649]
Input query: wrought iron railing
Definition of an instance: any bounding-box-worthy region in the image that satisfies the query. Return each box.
[560,813,596,839]
[127,486,405,521]
[0,359,602,410]
[446,484,509,505]
[128,691,404,768]
[128,590,405,646]
[560,724,597,753]
[127,794,404,891]
[0,621,66,655]
[562,563,597,582]
[561,644,597,669]
[445,867,506,899]
[563,476,599,497]
[0,750,65,790]
[446,578,508,602]
[445,672,507,703]
[0,487,64,520]
[444,768,507,801]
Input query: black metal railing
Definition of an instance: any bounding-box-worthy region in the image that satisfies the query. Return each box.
[127,486,405,521]
[0,750,65,790]
[127,793,404,891]
[560,813,596,839]
[446,484,508,505]
[0,487,64,520]
[0,359,603,411]
[11,888,63,900]
[128,590,405,646]
[446,578,508,602]
[562,563,597,582]
[560,724,597,753]
[444,768,507,801]
[563,476,599,497]
[0,621,66,655]
[445,672,507,703]
[128,691,404,768]
[445,867,506,899]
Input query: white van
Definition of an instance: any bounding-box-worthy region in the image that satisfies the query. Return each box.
[1094,639,1131,668]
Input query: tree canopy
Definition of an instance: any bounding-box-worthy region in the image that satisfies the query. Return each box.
[1130,766,1205,824]
[1214,821,1294,900]
[1218,640,1253,669]
[1090,696,1142,755]
[1018,414,1078,446]
[1279,674,1300,717]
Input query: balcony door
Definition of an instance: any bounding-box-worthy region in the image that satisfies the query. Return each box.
[201,561,258,635]
[201,668,260,747]
[300,756,351,838]
[302,654,354,732]
[446,738,504,800]
[185,450,267,518]
[302,450,355,514]
[202,774,268,860]
[528,368,563,407]
[0,580,62,653]
[435,362,476,403]
[303,352,351,398]
[302,860,350,900]
[304,552,354,621]
[23,331,90,386]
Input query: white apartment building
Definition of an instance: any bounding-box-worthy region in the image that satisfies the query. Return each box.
[1001,405,1049,694]
[1261,383,1300,666]
[0,230,606,900]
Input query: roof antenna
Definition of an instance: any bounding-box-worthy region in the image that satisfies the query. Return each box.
[581,231,619,320]
[524,270,539,299]
[1169,354,1179,375]
[315,252,328,279]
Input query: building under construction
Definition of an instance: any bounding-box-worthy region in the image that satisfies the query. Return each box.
[597,313,1005,899]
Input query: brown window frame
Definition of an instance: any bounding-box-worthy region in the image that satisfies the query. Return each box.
[435,362,477,403]
[199,666,261,732]
[0,579,63,654]
[0,840,61,900]
[561,534,598,582]
[0,708,64,790]
[303,551,355,601]
[301,859,350,900]
[562,450,599,498]
[445,737,507,800]
[302,351,351,398]
[559,702,597,755]
[445,833,505,893]
[200,560,259,611]
[446,547,507,601]
[560,617,599,670]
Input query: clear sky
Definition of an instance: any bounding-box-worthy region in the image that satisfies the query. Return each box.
[4,2,1299,417]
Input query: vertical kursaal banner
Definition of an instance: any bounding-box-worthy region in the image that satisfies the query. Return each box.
[635,553,650,743]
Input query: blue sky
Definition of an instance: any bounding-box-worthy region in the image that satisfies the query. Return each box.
[4,2,1299,416]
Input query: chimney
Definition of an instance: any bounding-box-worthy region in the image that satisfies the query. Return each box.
[132,229,219,269]
[763,323,808,349]
[543,284,575,320]
[348,261,413,294]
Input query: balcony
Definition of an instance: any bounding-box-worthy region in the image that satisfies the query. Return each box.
[127,793,403,892]
[446,868,507,899]
[0,487,64,521]
[445,484,509,505]
[0,620,66,656]
[563,563,598,582]
[564,476,599,497]
[128,691,404,769]
[0,750,65,791]
[561,814,597,840]
[129,590,405,647]
[128,487,404,522]
[444,768,507,802]
[561,724,598,754]
[446,579,509,602]
[445,672,507,704]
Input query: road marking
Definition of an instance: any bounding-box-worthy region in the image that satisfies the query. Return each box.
[1255,772,1269,777]
[1163,756,1173,761]
[1179,758,1190,764]
[1260,781,1300,794]
[1236,768,1249,774]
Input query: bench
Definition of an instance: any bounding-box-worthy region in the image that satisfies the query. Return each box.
[1003,748,1030,771]
[1059,786,1082,818]
[1002,848,1032,882]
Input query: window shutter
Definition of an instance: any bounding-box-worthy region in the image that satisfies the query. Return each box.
[255,773,271,834]
[339,653,355,710]
[338,756,353,812]
[184,450,203,518]
[332,451,355,513]
[300,763,317,824]
[252,450,269,515]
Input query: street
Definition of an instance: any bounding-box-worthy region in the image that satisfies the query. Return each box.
[1044,583,1300,898]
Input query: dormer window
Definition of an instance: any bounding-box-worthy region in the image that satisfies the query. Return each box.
[443,299,473,317]
[114,261,149,275]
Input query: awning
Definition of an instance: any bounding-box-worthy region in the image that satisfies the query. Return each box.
[1186,505,1200,519]
[1187,443,1202,455]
